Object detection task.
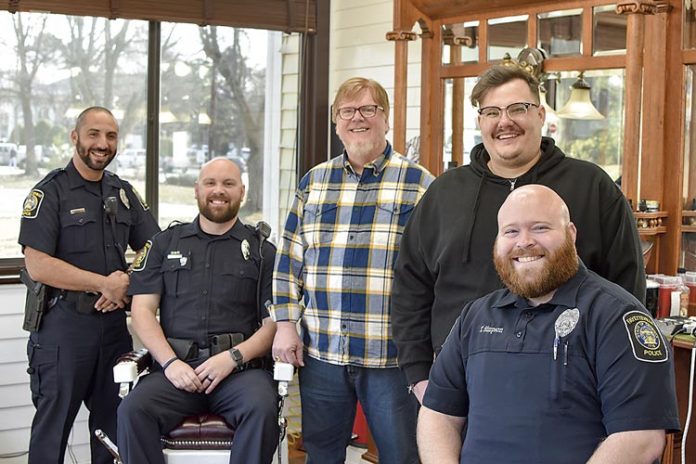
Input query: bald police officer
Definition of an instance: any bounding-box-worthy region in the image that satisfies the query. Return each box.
[19,106,160,464]
[418,185,679,464]
[117,157,279,464]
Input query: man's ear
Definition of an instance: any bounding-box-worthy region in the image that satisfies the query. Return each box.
[70,129,78,145]
[569,222,577,243]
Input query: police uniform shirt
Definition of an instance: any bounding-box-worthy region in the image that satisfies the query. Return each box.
[128,217,275,346]
[19,160,160,275]
[423,263,680,464]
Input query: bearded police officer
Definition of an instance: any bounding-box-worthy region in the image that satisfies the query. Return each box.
[117,157,279,464]
[417,185,679,464]
[18,106,160,464]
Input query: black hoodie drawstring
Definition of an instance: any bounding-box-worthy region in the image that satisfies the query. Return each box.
[461,171,487,263]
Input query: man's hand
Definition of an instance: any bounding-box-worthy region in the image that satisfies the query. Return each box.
[164,360,204,393]
[98,270,130,308]
[412,380,429,404]
[272,321,305,367]
[194,352,237,394]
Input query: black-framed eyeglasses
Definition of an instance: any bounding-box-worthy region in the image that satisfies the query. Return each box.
[336,105,384,120]
[478,102,540,120]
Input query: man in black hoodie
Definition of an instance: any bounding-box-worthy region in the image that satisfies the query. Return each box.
[392,64,645,403]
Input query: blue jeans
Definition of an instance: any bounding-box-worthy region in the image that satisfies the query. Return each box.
[299,356,418,464]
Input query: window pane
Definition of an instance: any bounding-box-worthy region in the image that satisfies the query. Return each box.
[683,65,696,271]
[443,77,482,169]
[0,12,148,259]
[158,25,287,234]
[537,9,582,57]
[550,69,625,181]
[684,0,696,49]
[593,5,627,55]
[442,21,479,65]
[488,15,528,61]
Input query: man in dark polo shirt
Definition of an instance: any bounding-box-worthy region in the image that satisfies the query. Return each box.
[418,185,679,464]
[117,157,278,464]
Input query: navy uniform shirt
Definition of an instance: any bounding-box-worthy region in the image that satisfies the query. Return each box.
[18,160,160,275]
[128,217,276,346]
[424,263,680,464]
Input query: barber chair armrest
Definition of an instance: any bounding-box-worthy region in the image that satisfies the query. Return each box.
[113,348,152,398]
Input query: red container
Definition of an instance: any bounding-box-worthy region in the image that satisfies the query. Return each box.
[657,277,680,319]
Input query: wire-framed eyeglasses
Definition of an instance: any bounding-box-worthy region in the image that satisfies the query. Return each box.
[477,102,540,121]
[336,105,384,120]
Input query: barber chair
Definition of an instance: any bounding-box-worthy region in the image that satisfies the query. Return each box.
[100,348,290,464]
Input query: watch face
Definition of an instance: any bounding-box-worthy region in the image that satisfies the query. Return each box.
[231,348,243,363]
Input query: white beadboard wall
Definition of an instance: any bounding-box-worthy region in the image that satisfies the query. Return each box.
[330,0,422,145]
[0,284,91,464]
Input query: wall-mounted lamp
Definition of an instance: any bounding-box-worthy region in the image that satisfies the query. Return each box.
[557,73,605,120]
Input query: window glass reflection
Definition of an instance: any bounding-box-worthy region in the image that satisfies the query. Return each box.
[537,9,582,57]
[549,69,625,181]
[0,12,147,258]
[593,6,627,55]
[442,22,479,65]
[488,15,528,61]
[158,24,269,227]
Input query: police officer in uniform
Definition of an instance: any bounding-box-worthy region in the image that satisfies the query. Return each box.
[417,185,679,464]
[18,106,160,464]
[117,157,279,464]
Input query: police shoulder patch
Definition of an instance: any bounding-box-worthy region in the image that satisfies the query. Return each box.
[622,310,668,363]
[131,240,152,272]
[132,187,149,211]
[22,189,45,219]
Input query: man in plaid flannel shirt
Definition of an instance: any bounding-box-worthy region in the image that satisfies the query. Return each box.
[271,77,434,464]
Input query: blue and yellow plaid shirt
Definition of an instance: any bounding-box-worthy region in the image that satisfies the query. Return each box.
[272,144,434,367]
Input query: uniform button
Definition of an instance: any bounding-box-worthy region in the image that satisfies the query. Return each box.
[202,290,208,295]
[349,235,354,240]
[515,331,522,338]
[342,324,347,329]
[206,263,210,269]
[523,311,531,319]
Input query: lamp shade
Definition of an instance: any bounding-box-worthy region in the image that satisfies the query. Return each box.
[557,74,605,120]
[539,87,556,117]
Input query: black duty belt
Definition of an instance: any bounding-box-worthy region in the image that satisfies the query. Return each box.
[51,289,100,314]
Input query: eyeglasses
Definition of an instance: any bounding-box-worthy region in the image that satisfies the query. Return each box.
[478,102,540,121]
[336,105,384,120]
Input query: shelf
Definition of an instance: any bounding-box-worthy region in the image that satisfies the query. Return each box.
[683,226,696,233]
[635,211,669,219]
[639,227,667,236]
[634,211,667,235]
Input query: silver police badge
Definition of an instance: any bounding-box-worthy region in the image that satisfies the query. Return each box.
[554,308,580,338]
[119,188,130,209]
[241,239,251,260]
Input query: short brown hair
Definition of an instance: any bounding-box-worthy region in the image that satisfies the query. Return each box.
[470,65,540,108]
[332,77,390,124]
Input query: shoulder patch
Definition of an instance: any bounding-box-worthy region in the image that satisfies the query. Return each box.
[131,240,152,272]
[133,188,150,211]
[622,310,668,363]
[22,189,45,219]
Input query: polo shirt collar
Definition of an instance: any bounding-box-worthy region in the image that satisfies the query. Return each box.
[493,261,588,310]
[184,215,248,242]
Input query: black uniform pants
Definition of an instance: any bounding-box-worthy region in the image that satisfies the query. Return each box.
[26,300,132,464]
[117,366,279,464]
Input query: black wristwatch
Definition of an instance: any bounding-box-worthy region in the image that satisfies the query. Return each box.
[229,347,244,366]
